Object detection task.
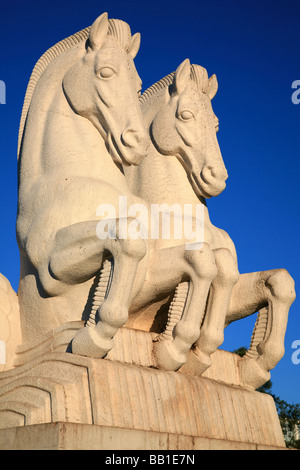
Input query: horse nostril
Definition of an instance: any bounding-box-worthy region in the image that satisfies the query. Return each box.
[121,129,143,148]
[204,165,227,181]
[208,166,217,178]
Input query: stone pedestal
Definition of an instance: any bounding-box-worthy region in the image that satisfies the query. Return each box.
[0,324,286,450]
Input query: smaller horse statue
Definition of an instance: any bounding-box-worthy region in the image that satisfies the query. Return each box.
[124,59,240,373]
[125,59,295,387]
[77,59,238,373]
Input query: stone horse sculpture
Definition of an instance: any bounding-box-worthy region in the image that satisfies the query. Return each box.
[14,12,150,355]
[125,59,239,373]
[0,15,295,449]
[124,59,296,387]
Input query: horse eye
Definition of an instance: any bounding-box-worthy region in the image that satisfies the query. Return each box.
[179,110,194,120]
[98,67,115,79]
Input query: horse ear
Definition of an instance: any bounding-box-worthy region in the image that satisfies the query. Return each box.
[88,12,109,51]
[128,33,141,59]
[173,59,191,96]
[207,74,218,100]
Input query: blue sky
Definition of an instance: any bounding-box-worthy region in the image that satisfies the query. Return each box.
[0,0,299,404]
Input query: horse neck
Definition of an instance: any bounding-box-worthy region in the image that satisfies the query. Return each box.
[133,146,202,206]
[18,44,130,194]
[128,88,204,207]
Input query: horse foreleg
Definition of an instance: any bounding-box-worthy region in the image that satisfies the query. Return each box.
[73,232,147,358]
[191,248,239,374]
[43,219,147,358]
[153,243,217,371]
[226,269,296,389]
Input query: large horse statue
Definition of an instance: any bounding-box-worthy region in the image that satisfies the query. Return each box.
[7,12,150,358]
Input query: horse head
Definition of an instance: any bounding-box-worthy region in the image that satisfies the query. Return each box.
[150,59,228,198]
[62,12,148,166]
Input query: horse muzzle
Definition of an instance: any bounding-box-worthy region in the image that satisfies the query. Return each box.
[194,164,228,198]
[120,128,149,166]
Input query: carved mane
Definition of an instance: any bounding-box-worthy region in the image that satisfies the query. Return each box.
[139,72,175,105]
[18,19,134,157]
[139,64,213,106]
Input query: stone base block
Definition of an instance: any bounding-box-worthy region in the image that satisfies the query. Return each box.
[0,422,286,450]
[0,325,286,450]
[0,354,286,450]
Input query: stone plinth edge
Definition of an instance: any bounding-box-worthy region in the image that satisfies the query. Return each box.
[0,422,287,450]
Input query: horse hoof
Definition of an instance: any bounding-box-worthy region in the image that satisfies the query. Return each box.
[153,339,187,371]
[72,324,113,359]
[238,357,271,390]
[179,347,212,376]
